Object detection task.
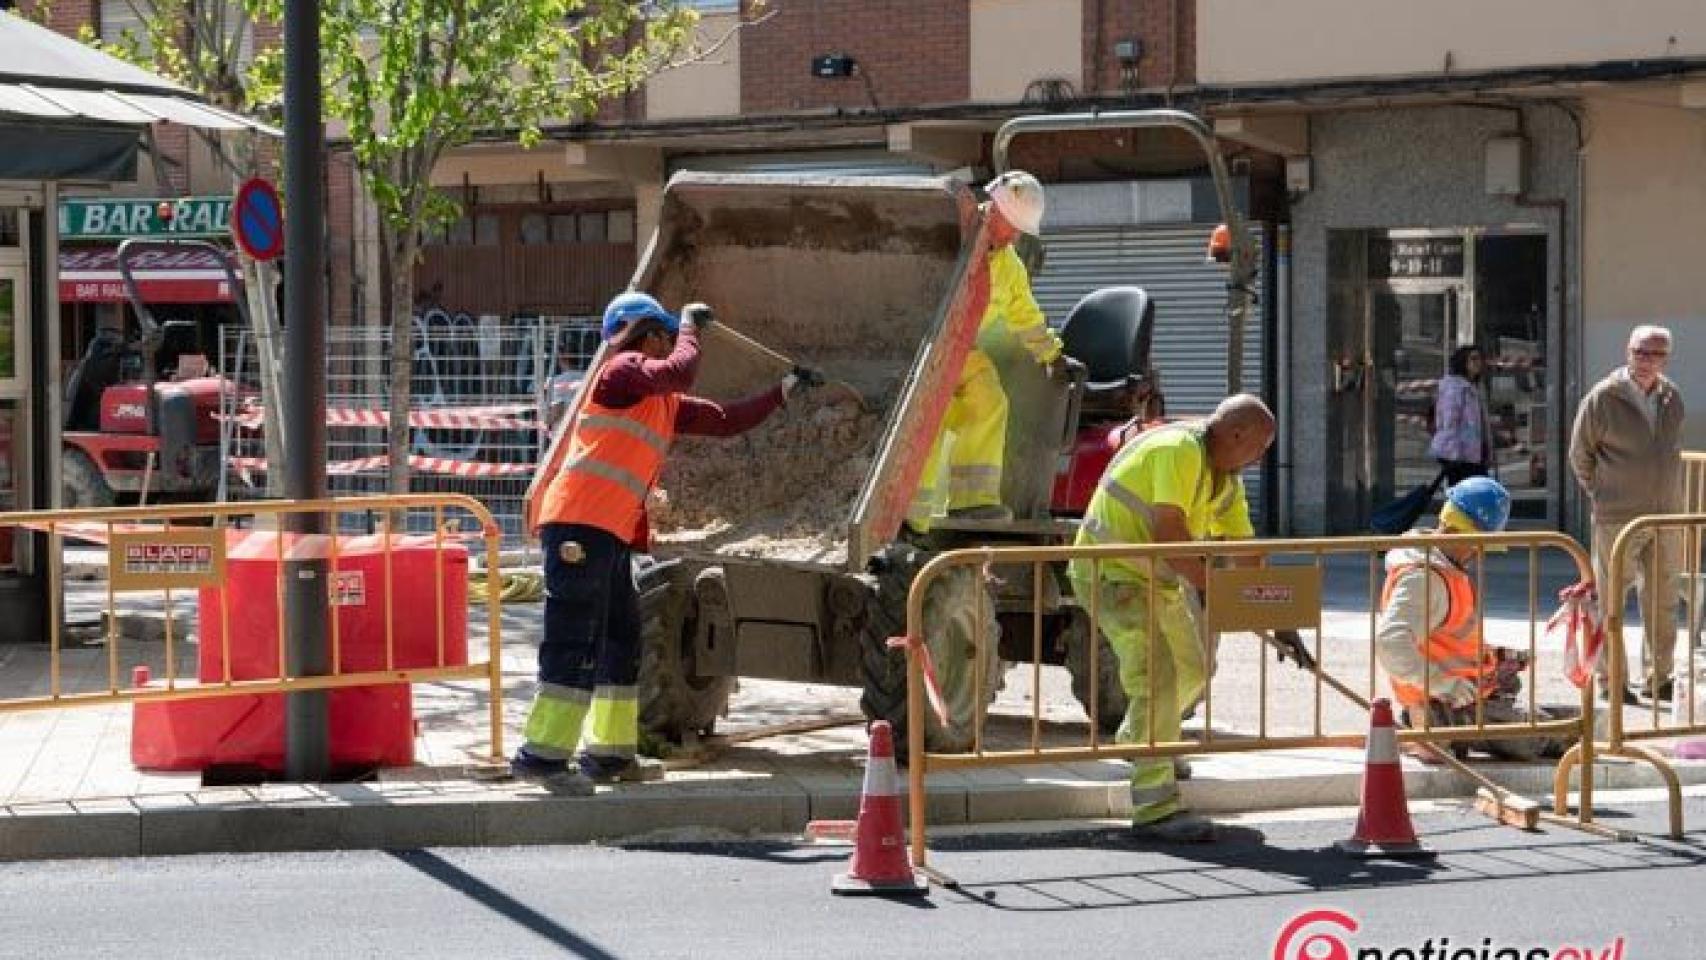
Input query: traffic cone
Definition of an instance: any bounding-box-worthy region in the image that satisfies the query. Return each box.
[832,721,928,896]
[1337,698,1433,859]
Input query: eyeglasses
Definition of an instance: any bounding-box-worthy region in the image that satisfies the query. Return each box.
[1631,348,1670,359]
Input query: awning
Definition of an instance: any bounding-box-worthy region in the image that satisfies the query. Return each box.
[59,245,236,304]
[0,14,277,179]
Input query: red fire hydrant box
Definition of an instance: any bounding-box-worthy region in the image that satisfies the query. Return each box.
[132,532,469,773]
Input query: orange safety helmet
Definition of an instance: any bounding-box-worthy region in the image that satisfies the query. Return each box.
[1206,224,1232,264]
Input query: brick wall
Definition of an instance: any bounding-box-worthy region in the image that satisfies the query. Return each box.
[740,0,970,113]
[18,0,96,38]
[327,151,359,326]
[1080,0,1194,96]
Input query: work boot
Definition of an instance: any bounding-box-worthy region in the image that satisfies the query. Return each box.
[579,755,666,785]
[1599,681,1638,705]
[1127,811,1216,844]
[510,753,596,797]
[1398,705,1468,761]
[1643,678,1675,703]
[947,504,1013,522]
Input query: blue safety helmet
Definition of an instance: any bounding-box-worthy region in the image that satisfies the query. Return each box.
[1443,476,1511,534]
[601,292,678,345]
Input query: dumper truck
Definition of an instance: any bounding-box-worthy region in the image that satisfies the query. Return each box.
[525,109,1257,754]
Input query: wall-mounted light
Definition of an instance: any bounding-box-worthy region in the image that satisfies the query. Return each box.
[1285,156,1312,194]
[812,54,857,79]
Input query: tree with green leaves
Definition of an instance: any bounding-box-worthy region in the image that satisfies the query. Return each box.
[245,0,743,494]
[29,0,294,495]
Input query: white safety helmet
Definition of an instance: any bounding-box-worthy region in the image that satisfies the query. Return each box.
[985,170,1045,236]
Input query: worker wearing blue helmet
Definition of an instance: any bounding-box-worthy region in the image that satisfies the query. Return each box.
[1374,476,1573,760]
[517,291,819,795]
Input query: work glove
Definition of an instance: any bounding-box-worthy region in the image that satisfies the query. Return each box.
[1270,629,1317,672]
[680,302,715,332]
[782,364,824,400]
[1045,354,1083,381]
[1491,648,1528,700]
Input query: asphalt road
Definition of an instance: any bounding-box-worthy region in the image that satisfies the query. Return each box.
[0,795,1698,959]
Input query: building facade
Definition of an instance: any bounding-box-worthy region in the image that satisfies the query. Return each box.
[1198,0,1706,534]
[27,0,1706,536]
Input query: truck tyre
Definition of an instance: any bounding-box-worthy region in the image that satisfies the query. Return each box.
[861,544,1003,758]
[1062,608,1127,737]
[636,557,734,744]
[62,448,116,509]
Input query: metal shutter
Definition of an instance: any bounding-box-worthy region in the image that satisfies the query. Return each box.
[1032,223,1270,524]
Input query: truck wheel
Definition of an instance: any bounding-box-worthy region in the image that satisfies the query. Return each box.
[62,449,116,509]
[861,544,1003,758]
[636,557,734,745]
[1062,609,1127,737]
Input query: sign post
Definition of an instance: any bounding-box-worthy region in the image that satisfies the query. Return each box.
[231,179,284,262]
[283,0,330,782]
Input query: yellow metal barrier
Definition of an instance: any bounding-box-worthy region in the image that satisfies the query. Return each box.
[1,494,506,763]
[1559,511,1706,840]
[900,532,1598,874]
[1683,452,1706,512]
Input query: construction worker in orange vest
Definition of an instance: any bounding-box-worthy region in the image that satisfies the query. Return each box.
[907,170,1067,531]
[513,292,817,795]
[1374,476,1571,760]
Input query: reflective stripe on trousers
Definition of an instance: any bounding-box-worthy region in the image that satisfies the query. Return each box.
[583,685,640,761]
[518,523,644,762]
[1068,570,1207,825]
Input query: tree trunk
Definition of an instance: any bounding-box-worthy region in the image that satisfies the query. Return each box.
[385,237,416,496]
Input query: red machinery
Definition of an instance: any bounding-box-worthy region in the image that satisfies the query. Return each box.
[60,238,236,506]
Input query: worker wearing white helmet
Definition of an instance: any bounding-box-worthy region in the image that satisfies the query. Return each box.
[908,170,1065,529]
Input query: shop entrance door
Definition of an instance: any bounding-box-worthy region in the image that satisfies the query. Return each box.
[1332,228,1553,531]
[1370,283,1465,508]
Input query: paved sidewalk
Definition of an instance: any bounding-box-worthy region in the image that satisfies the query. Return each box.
[1,550,1703,861]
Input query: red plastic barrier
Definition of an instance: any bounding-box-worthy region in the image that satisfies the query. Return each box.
[132,533,469,773]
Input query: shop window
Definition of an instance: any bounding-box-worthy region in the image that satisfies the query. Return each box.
[577,212,607,244]
[608,210,635,244]
[474,214,499,246]
[520,213,549,245]
[0,275,15,380]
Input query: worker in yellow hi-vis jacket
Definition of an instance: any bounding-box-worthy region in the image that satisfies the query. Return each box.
[1067,395,1276,844]
[908,171,1064,531]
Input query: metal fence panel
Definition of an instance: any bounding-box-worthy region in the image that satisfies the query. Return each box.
[219,316,600,551]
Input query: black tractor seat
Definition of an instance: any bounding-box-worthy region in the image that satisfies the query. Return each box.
[1059,286,1162,419]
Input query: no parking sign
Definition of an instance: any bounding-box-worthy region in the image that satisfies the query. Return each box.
[231,177,284,261]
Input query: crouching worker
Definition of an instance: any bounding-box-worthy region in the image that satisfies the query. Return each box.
[513,292,818,795]
[1375,476,1574,760]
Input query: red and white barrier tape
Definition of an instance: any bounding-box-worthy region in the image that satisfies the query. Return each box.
[1546,580,1605,690]
[231,454,532,478]
[222,403,540,432]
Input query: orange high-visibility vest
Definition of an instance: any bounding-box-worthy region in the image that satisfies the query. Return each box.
[537,392,679,544]
[1379,560,1500,709]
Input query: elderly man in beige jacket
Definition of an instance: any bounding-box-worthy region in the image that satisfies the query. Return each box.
[1568,324,1686,704]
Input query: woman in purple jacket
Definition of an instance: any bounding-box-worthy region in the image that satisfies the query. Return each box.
[1429,345,1493,485]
